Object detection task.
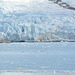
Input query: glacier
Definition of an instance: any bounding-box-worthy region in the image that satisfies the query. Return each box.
[0,0,75,42]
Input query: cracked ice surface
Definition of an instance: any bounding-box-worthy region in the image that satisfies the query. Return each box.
[0,0,75,42]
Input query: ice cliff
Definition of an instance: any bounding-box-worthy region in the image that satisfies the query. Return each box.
[0,0,75,42]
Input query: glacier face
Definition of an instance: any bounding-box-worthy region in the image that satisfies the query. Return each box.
[0,0,75,42]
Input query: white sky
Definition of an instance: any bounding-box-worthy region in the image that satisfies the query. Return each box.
[3,0,46,2]
[3,0,32,2]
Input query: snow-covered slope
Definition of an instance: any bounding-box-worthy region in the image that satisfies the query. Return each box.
[0,0,75,42]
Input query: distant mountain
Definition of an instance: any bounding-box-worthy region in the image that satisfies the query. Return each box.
[49,0,75,10]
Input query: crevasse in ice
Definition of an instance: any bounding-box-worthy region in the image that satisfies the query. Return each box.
[0,0,75,42]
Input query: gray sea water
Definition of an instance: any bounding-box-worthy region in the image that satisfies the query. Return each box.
[0,42,75,71]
